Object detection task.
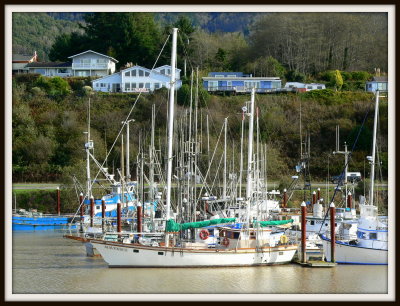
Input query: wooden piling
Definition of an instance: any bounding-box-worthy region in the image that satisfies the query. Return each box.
[57,187,61,216]
[317,188,321,201]
[301,201,307,263]
[330,202,336,263]
[117,202,122,233]
[90,196,94,228]
[79,193,84,232]
[102,200,106,232]
[347,192,352,209]
[137,202,142,236]
[283,189,288,208]
[312,191,316,205]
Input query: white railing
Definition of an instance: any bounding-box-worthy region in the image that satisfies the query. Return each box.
[72,63,108,69]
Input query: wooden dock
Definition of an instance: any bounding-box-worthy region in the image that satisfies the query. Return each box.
[293,260,337,268]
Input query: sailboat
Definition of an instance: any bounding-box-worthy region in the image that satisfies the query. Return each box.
[90,28,297,267]
[320,91,388,265]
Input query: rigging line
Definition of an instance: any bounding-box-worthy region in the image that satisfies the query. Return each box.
[317,104,372,235]
[195,121,225,205]
[70,34,171,222]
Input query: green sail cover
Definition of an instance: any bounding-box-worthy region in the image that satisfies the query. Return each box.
[166,218,236,232]
[254,219,294,227]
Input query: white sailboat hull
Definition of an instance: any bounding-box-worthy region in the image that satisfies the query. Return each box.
[321,237,387,265]
[90,240,297,267]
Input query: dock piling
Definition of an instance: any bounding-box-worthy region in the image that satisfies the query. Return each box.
[301,201,307,263]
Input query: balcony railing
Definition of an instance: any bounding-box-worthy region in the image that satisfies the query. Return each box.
[72,63,108,69]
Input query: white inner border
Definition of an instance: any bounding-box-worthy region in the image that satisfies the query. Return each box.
[5,4,395,302]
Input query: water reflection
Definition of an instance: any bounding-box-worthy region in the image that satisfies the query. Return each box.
[12,232,388,294]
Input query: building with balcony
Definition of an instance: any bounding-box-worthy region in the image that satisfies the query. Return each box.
[203,72,281,93]
[25,61,73,77]
[68,50,118,77]
[92,64,181,93]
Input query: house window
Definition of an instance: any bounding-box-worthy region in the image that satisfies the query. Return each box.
[125,71,130,77]
[307,86,313,89]
[215,75,224,78]
[125,83,131,91]
[145,83,150,89]
[368,84,372,88]
[34,68,46,75]
[227,81,232,88]
[227,75,237,78]
[96,83,99,87]
[131,70,136,77]
[160,69,165,75]
[139,70,144,77]
[317,86,323,89]
[131,83,136,89]
[58,68,68,73]
[145,71,150,77]
[208,81,218,90]
[154,83,160,89]
[139,83,144,88]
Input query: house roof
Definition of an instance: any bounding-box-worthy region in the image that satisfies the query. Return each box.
[92,72,122,82]
[12,53,35,62]
[372,76,388,82]
[26,62,72,68]
[155,65,181,72]
[68,50,118,63]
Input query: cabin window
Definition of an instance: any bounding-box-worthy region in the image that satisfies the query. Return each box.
[154,83,160,89]
[125,83,131,91]
[335,223,337,227]
[317,86,323,89]
[145,71,150,77]
[145,83,150,89]
[139,70,144,77]
[133,249,139,253]
[131,83,136,89]
[125,71,130,77]
[160,69,165,74]
[369,232,377,240]
[158,252,164,255]
[131,70,136,77]
[96,206,100,210]
[279,252,284,255]
[310,220,315,225]
[167,69,171,75]
[139,83,144,88]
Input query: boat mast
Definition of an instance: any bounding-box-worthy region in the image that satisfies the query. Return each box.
[85,98,92,199]
[369,91,380,206]
[165,27,178,226]
[246,88,255,226]
[223,117,227,200]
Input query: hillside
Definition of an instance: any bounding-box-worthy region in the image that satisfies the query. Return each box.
[12,12,84,61]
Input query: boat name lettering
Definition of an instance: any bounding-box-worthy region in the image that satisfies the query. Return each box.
[105,245,128,252]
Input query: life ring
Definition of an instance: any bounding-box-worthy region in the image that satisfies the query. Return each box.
[280,235,288,244]
[221,237,230,247]
[199,229,209,240]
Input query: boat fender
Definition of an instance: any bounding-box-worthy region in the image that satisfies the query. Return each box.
[221,237,230,247]
[280,235,288,244]
[199,229,209,240]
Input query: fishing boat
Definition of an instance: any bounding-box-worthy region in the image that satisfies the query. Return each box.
[12,209,76,231]
[320,92,388,265]
[90,28,298,267]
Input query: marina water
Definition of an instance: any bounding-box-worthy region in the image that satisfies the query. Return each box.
[12,231,387,295]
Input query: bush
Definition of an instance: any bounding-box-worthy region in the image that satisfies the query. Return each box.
[285,70,306,82]
[34,75,71,97]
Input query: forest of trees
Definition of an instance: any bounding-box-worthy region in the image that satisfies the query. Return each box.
[12,12,387,77]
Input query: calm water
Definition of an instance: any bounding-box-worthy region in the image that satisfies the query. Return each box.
[11,231,388,295]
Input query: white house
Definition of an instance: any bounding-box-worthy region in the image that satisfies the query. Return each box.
[68,50,118,77]
[365,76,388,92]
[25,61,73,77]
[92,65,182,93]
[284,82,325,91]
